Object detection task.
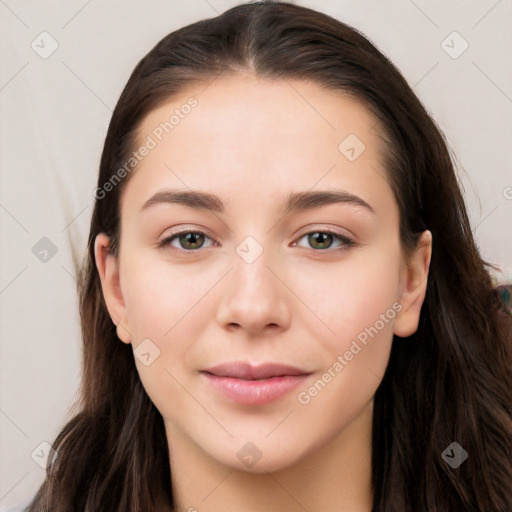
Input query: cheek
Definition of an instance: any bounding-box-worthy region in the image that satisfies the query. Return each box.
[295,268,398,430]
[121,252,217,338]
[294,239,403,350]
[120,254,217,409]
[124,264,198,419]
[122,232,402,359]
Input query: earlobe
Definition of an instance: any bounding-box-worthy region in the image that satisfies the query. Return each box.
[94,233,132,344]
[393,230,432,338]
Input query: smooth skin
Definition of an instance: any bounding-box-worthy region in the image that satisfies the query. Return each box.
[95,74,432,512]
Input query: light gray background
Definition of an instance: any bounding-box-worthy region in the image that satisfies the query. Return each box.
[1,0,511,508]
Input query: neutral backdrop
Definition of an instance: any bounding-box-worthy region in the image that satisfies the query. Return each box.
[1,0,511,508]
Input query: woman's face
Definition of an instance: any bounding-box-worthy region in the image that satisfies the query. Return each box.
[96,75,430,473]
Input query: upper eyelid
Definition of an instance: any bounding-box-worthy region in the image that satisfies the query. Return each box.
[160,225,352,238]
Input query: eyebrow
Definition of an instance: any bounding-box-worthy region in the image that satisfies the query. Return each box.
[139,189,375,215]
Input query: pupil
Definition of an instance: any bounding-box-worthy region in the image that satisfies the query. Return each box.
[310,232,331,249]
[182,232,203,249]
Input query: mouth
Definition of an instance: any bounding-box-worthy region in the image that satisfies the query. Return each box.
[200,362,312,405]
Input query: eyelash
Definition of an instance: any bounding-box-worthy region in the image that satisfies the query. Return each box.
[157,228,357,252]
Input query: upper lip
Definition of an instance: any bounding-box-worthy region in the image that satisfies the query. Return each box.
[202,362,311,380]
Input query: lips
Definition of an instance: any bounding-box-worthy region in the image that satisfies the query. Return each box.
[200,362,312,405]
[202,361,310,380]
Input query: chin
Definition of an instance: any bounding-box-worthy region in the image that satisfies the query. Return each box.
[209,444,307,475]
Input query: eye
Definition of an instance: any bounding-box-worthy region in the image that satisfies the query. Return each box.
[157,228,356,252]
[158,230,215,251]
[293,230,356,251]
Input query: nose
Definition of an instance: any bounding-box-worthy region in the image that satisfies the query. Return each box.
[216,243,291,336]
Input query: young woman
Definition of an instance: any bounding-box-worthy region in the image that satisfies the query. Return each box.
[23,1,512,511]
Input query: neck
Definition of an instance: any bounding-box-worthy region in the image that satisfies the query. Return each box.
[166,401,374,512]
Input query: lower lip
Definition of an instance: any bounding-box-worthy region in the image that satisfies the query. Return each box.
[201,373,309,405]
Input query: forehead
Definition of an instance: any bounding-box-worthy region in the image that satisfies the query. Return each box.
[137,74,382,151]
[122,75,393,216]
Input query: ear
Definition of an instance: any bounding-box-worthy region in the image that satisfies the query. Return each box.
[394,230,432,338]
[94,233,132,344]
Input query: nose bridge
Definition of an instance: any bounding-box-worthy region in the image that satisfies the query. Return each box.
[235,238,274,293]
[216,233,291,333]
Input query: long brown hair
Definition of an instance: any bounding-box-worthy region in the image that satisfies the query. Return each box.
[27,2,512,510]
